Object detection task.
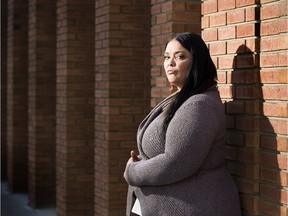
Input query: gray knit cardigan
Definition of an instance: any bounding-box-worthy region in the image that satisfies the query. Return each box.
[124,87,241,216]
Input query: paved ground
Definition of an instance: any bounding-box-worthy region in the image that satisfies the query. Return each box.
[1,181,56,216]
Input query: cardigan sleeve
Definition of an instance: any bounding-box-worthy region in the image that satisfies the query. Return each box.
[124,98,222,187]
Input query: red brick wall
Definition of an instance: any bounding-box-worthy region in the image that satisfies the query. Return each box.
[94,1,151,215]
[202,0,287,215]
[28,0,56,208]
[151,0,201,107]
[259,0,287,215]
[1,0,287,215]
[56,0,95,215]
[6,0,29,192]
[1,0,8,180]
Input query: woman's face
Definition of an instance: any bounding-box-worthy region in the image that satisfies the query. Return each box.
[164,39,192,90]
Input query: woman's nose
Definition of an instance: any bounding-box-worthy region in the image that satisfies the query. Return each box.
[168,58,175,66]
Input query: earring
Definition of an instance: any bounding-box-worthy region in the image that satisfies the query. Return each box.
[169,83,174,91]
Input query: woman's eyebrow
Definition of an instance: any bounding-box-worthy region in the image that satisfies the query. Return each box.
[164,51,187,55]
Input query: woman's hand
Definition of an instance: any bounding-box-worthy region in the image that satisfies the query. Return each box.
[130,150,139,162]
[123,150,139,181]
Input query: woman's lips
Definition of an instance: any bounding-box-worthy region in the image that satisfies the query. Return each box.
[167,70,176,74]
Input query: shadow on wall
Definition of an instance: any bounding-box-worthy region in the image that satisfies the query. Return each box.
[226,45,281,215]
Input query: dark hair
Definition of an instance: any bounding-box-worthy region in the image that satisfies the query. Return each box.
[163,32,217,132]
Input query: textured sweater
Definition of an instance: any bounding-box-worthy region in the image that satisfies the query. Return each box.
[124,87,241,216]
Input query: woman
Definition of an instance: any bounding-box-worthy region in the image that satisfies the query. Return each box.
[123,32,241,216]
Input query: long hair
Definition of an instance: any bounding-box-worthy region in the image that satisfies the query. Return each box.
[163,32,217,132]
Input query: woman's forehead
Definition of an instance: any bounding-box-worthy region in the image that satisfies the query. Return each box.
[165,39,190,54]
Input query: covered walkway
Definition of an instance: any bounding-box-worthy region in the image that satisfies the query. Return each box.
[1,181,56,216]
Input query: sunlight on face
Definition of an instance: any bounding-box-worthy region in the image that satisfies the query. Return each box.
[164,39,192,90]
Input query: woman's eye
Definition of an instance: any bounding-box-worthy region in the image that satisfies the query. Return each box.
[175,55,185,60]
[164,54,186,61]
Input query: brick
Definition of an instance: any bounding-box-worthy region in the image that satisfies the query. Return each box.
[240,195,259,213]
[202,0,217,14]
[227,9,245,24]
[260,148,287,169]
[262,86,288,100]
[237,23,258,38]
[260,168,288,186]
[151,25,161,36]
[261,18,288,36]
[245,6,258,21]
[235,85,258,99]
[261,1,287,20]
[261,136,288,152]
[218,85,233,98]
[260,0,277,3]
[218,26,236,40]
[260,183,287,203]
[236,116,259,132]
[227,39,245,54]
[162,22,173,33]
[186,1,201,12]
[260,69,287,84]
[151,4,161,15]
[235,53,258,68]
[260,52,288,67]
[262,102,288,117]
[202,28,218,41]
[235,177,259,194]
[156,13,167,24]
[209,41,226,55]
[245,100,260,115]
[246,37,260,52]
[260,118,288,135]
[161,1,173,12]
[228,69,246,83]
[169,11,200,22]
[210,12,226,27]
[261,34,288,51]
[236,0,257,7]
[201,15,209,28]
[218,0,236,11]
[217,71,226,83]
[218,55,234,69]
[259,199,288,216]
[245,133,260,148]
[247,69,261,85]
